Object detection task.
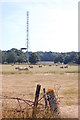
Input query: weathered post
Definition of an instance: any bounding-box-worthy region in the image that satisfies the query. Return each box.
[47,89,61,118]
[43,88,47,108]
[32,84,41,118]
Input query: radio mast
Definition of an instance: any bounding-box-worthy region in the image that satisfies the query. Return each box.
[21,11,29,63]
[27,11,29,62]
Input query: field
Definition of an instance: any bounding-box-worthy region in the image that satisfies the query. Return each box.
[0,63,79,118]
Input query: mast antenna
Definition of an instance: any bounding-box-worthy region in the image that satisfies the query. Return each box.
[27,11,29,61]
[21,11,29,63]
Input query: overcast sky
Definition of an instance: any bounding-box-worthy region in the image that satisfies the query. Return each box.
[0,0,79,52]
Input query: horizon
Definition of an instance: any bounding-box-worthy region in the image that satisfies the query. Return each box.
[0,47,78,53]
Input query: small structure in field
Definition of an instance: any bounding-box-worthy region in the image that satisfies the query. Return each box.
[39,65,42,68]
[60,66,64,68]
[60,64,68,69]
[15,66,28,70]
[64,65,68,68]
[18,67,28,70]
[55,63,58,66]
[15,66,19,69]
[49,64,52,66]
[29,65,33,68]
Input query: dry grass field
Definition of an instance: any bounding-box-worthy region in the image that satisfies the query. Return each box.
[0,64,79,118]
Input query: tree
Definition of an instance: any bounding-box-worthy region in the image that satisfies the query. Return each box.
[7,51,17,63]
[17,53,28,63]
[41,51,54,61]
[2,51,7,64]
[1,48,80,64]
[29,53,40,64]
[53,54,63,63]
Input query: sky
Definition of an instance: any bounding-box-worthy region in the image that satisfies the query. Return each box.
[0,0,79,52]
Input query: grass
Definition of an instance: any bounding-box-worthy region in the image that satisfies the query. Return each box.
[0,64,79,75]
[0,64,79,118]
[63,87,78,95]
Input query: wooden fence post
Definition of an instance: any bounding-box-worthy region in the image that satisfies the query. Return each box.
[43,88,47,108]
[32,84,41,118]
[47,89,61,118]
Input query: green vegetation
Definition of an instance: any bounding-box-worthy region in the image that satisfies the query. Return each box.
[2,48,28,64]
[29,52,40,64]
[0,48,80,64]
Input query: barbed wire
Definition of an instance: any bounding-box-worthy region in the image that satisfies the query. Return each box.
[0,85,62,118]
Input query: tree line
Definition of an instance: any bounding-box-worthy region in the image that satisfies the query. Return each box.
[0,48,80,64]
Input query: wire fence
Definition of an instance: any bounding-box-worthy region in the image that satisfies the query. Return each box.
[0,84,61,118]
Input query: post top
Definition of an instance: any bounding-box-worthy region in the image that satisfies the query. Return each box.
[47,89,55,93]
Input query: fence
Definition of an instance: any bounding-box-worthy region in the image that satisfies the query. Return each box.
[0,84,61,119]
